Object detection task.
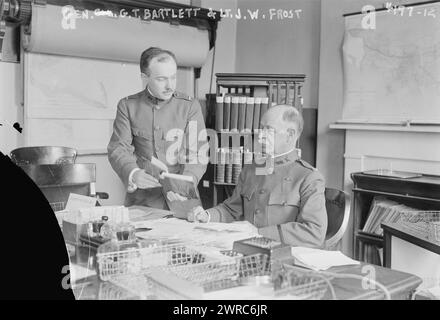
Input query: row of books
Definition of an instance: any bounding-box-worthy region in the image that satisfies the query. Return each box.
[215,95,269,132]
[215,148,252,184]
[362,197,418,236]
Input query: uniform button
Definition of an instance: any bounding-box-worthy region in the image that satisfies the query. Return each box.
[284,177,292,181]
[282,201,288,206]
[259,189,266,194]
[154,126,160,131]
[255,209,261,214]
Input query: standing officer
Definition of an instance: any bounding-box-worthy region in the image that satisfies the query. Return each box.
[108,47,207,209]
[188,105,327,248]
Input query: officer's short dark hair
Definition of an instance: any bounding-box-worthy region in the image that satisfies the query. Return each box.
[140,47,177,75]
[282,106,304,137]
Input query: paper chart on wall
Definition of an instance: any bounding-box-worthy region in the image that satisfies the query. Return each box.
[342,2,440,123]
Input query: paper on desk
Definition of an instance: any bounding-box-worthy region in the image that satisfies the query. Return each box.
[65,193,97,210]
[63,206,129,224]
[134,218,195,241]
[128,205,173,221]
[135,218,260,250]
[291,247,360,271]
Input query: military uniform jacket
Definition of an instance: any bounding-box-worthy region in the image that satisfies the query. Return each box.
[107,88,207,196]
[207,151,327,248]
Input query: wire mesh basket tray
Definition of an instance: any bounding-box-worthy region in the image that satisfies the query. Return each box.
[108,253,332,300]
[399,211,440,243]
[97,281,141,300]
[161,253,271,292]
[273,263,333,300]
[96,241,229,281]
[108,253,269,299]
[50,201,66,212]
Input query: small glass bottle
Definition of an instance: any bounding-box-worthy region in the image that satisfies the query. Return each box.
[99,217,114,240]
[88,216,109,238]
[114,223,136,242]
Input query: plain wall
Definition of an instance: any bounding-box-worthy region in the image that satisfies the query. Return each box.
[197,0,237,115]
[235,0,321,110]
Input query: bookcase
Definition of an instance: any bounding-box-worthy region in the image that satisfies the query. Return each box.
[351,172,440,266]
[210,73,306,206]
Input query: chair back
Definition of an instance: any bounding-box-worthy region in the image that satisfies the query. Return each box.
[10,146,77,166]
[324,187,350,249]
[20,163,96,211]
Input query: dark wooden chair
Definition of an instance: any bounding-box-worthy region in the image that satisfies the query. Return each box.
[10,146,77,166]
[324,188,351,249]
[19,163,108,212]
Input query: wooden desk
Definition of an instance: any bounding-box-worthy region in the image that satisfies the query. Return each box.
[69,246,422,300]
[66,208,421,300]
[318,264,421,300]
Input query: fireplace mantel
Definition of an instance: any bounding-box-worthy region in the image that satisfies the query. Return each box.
[330,123,440,133]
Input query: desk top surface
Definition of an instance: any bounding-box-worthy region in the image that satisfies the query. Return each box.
[68,207,422,300]
[69,260,422,300]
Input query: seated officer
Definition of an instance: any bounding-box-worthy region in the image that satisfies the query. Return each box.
[188,105,327,248]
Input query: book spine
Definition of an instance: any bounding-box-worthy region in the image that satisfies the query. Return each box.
[245,97,254,133]
[230,96,239,132]
[232,149,242,184]
[215,96,224,131]
[216,148,226,183]
[223,96,231,132]
[253,97,261,131]
[238,96,247,133]
[260,97,269,120]
[225,149,233,183]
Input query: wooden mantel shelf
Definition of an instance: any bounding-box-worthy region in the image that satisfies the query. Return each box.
[330,122,440,133]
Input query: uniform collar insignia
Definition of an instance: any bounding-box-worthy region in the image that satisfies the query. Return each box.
[144,87,172,106]
[274,148,300,165]
[253,149,300,175]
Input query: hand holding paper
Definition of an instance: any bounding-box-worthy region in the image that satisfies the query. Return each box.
[132,170,161,189]
[167,191,188,202]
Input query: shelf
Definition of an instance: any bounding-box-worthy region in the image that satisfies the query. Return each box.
[216,131,254,135]
[213,73,306,206]
[356,230,383,243]
[216,73,306,82]
[213,182,237,186]
[330,122,440,133]
[352,188,440,203]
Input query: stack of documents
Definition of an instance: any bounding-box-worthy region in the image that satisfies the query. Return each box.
[291,247,360,271]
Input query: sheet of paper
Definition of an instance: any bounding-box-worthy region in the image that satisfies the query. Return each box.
[128,205,173,222]
[65,193,97,210]
[63,206,129,224]
[291,247,360,271]
[135,219,260,251]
